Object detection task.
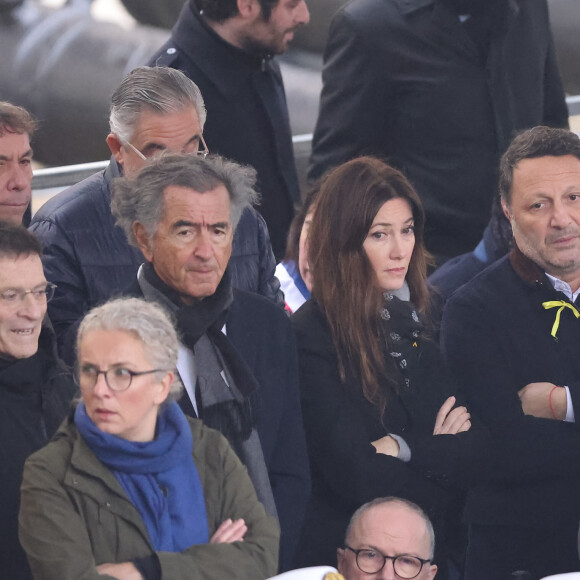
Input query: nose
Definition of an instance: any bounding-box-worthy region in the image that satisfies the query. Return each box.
[379,559,397,580]
[390,234,406,260]
[296,0,310,25]
[92,372,112,398]
[550,200,572,229]
[18,293,44,320]
[194,231,213,260]
[8,163,32,192]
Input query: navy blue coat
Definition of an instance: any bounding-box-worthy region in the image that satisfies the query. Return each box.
[30,159,283,359]
[441,248,580,575]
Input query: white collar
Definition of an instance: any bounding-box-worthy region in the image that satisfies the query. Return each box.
[545,273,580,303]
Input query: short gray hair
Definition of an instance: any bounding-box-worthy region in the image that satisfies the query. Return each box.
[345,497,435,560]
[109,66,207,143]
[77,297,182,400]
[111,153,259,246]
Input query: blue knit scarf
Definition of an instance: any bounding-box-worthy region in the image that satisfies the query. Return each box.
[75,401,209,551]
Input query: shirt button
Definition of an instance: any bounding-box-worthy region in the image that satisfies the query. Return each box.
[166,48,176,55]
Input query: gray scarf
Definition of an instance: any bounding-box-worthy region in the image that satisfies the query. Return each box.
[137,264,277,519]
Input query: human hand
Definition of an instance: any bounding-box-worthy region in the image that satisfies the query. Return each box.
[210,518,247,544]
[433,396,471,435]
[371,435,400,457]
[518,382,566,420]
[96,562,143,580]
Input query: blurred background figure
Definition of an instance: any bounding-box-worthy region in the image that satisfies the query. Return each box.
[149,0,310,259]
[19,297,279,580]
[308,0,569,264]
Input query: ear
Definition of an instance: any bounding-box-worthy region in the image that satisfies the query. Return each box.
[336,548,346,574]
[237,0,260,19]
[500,196,512,221]
[133,222,154,262]
[154,370,174,405]
[428,563,438,579]
[106,133,125,167]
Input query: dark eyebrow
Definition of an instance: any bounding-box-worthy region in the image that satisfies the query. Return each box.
[172,220,198,230]
[172,220,230,230]
[141,134,201,155]
[371,217,414,228]
[0,149,34,162]
[140,142,167,154]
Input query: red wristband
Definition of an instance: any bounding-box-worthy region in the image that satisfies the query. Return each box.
[549,385,562,420]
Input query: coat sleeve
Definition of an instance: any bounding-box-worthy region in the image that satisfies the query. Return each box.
[292,308,452,514]
[19,454,118,580]
[156,428,280,579]
[541,17,569,129]
[441,288,580,484]
[308,10,391,182]
[19,428,279,580]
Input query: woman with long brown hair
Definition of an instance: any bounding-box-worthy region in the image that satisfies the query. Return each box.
[292,157,489,576]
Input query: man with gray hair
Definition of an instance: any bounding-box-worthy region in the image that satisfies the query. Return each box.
[30,66,282,361]
[112,152,310,572]
[337,497,437,580]
[0,101,35,226]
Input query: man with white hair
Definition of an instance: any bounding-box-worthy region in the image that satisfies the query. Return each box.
[112,152,310,571]
[30,66,282,362]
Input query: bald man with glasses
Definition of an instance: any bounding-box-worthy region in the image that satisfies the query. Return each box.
[338,498,437,580]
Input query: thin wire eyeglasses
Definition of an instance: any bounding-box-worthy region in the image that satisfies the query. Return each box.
[77,366,169,392]
[0,283,57,305]
[344,546,431,578]
[124,133,210,160]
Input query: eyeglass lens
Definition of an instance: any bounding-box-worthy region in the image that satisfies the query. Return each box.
[356,550,424,578]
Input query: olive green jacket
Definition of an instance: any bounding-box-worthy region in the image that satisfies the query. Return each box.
[19,415,280,580]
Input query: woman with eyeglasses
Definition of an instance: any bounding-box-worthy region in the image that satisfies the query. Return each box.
[19,297,279,580]
[291,157,491,577]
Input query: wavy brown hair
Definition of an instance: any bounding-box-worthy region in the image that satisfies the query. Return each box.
[309,157,430,413]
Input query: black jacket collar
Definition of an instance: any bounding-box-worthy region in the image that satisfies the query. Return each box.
[171,2,278,100]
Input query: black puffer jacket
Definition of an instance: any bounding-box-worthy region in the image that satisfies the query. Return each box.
[0,323,77,580]
[30,159,283,357]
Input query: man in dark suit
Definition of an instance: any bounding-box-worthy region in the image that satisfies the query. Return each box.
[148,0,309,258]
[309,0,568,263]
[111,152,310,572]
[441,126,580,579]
